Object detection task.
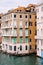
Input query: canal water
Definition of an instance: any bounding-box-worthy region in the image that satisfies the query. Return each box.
[0,53,43,65]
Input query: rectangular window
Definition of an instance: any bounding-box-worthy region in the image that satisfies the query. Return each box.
[25,15,27,18]
[25,37,28,43]
[41,40,43,45]
[30,45,32,50]
[29,22,32,26]
[14,46,16,51]
[35,45,37,49]
[0,16,1,19]
[35,22,37,26]
[14,21,17,27]
[0,23,1,27]
[9,46,12,50]
[25,29,28,36]
[29,15,31,18]
[41,7,43,11]
[29,30,32,34]
[14,15,16,18]
[5,37,10,42]
[35,16,37,19]
[20,15,22,18]
[14,38,17,43]
[35,30,37,35]
[25,45,28,50]
[14,29,17,35]
[20,29,22,36]
[20,21,22,28]
[19,37,22,43]
[20,46,22,51]
[6,21,8,26]
[25,22,28,28]
[5,29,8,32]
[3,44,4,48]
[29,38,32,42]
[36,9,39,12]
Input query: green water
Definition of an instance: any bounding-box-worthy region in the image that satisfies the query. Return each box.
[0,53,43,65]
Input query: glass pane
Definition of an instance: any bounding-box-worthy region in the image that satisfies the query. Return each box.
[14,38,16,43]
[25,38,28,43]
[20,21,22,27]
[14,21,16,26]
[20,38,22,43]
[14,30,16,35]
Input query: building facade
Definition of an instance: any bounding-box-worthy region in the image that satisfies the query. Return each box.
[2,4,36,55]
[35,3,43,57]
[0,14,2,44]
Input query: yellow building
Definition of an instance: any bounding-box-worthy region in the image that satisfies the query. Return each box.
[1,4,36,55]
[26,4,37,53]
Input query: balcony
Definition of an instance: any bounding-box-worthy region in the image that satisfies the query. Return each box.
[25,33,28,36]
[19,34,23,37]
[19,26,23,29]
[13,33,17,37]
[13,26,17,28]
[2,25,12,29]
[2,32,12,36]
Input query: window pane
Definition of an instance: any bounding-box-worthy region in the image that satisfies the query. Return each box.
[14,15,16,18]
[14,38,16,43]
[20,46,22,51]
[20,21,22,27]
[20,38,22,43]
[25,30,28,35]
[25,45,28,50]
[14,21,16,27]
[9,46,12,50]
[20,15,22,18]
[25,37,28,43]
[30,45,32,50]
[14,46,16,51]
[14,30,16,35]
[20,29,22,36]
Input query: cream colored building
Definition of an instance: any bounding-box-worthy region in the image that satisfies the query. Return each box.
[0,13,2,43]
[2,4,36,55]
[35,3,43,58]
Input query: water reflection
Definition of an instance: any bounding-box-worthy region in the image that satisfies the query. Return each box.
[0,53,42,65]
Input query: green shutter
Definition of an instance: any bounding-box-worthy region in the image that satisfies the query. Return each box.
[25,37,28,43]
[14,38,16,43]
[20,38,22,43]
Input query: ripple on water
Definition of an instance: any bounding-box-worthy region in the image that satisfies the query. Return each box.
[0,53,42,65]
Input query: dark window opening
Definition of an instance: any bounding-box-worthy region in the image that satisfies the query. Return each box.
[14,15,16,18]
[25,15,27,18]
[25,45,28,50]
[29,38,32,42]
[35,16,37,19]
[29,22,32,26]
[30,30,32,34]
[20,15,22,18]
[0,16,1,19]
[20,46,22,51]
[35,45,37,49]
[0,23,1,27]
[35,30,37,35]
[30,45,32,50]
[14,46,16,51]
[29,15,31,18]
[35,22,37,26]
[9,46,12,50]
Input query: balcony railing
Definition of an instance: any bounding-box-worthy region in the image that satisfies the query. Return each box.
[2,25,12,29]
